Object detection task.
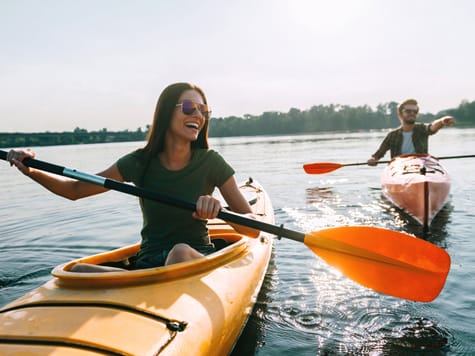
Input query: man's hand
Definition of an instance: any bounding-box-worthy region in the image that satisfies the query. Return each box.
[367,157,379,166]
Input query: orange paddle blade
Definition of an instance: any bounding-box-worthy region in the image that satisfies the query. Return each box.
[303,162,343,174]
[304,226,450,302]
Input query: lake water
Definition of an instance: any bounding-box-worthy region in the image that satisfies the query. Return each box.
[1,128,474,355]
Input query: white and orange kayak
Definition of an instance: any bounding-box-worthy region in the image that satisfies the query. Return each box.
[381,154,451,228]
[0,179,274,356]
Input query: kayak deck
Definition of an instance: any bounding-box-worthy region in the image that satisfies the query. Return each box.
[0,179,274,356]
[381,154,451,227]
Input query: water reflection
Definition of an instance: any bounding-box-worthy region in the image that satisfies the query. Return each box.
[232,248,277,355]
[424,203,453,246]
[378,317,452,354]
[305,186,335,204]
[379,195,452,246]
[321,320,450,354]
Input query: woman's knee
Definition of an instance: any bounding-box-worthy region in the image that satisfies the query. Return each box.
[166,244,202,265]
[169,243,192,255]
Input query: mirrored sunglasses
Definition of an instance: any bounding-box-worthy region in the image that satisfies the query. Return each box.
[176,100,211,118]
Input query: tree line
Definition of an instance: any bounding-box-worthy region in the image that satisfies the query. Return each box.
[0,127,147,148]
[1,100,474,148]
[208,99,474,136]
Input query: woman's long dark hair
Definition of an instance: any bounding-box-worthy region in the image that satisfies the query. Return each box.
[138,82,210,185]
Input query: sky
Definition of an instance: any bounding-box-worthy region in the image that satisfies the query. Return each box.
[1,0,474,133]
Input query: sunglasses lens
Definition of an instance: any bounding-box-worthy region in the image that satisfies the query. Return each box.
[178,100,210,118]
[198,104,209,115]
[181,100,196,115]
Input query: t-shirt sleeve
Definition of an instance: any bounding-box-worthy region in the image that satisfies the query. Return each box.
[208,150,235,187]
[116,150,146,184]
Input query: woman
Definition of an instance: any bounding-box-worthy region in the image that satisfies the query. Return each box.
[7,82,258,271]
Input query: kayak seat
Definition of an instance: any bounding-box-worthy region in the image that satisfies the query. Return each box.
[211,232,243,251]
[99,255,137,270]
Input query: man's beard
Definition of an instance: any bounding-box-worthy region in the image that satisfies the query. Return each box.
[404,118,416,125]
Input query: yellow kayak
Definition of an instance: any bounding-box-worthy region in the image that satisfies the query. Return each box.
[0,179,274,356]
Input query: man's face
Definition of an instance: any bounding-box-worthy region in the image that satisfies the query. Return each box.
[400,104,419,125]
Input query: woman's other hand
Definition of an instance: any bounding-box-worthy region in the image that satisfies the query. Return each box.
[193,195,222,220]
[7,148,36,175]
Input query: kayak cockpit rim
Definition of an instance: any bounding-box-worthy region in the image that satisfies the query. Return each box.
[51,232,271,288]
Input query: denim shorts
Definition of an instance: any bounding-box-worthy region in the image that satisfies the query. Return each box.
[134,244,216,269]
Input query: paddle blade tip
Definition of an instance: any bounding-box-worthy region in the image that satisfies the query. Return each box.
[303,162,341,174]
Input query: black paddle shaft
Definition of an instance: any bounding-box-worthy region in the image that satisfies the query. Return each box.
[0,150,306,243]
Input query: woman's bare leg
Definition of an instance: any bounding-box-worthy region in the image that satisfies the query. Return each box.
[165,243,203,265]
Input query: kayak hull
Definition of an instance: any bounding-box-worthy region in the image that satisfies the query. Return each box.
[381,154,451,227]
[0,179,274,356]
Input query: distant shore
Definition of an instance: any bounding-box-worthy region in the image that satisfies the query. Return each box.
[2,99,473,148]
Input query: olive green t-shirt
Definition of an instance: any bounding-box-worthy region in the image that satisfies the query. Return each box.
[117,148,234,262]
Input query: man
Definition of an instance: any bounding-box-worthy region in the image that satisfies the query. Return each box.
[367,98,455,166]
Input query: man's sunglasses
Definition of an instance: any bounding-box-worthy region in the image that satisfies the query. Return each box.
[176,100,211,118]
[402,109,419,115]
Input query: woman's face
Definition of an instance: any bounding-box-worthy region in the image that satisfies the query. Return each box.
[168,89,208,143]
